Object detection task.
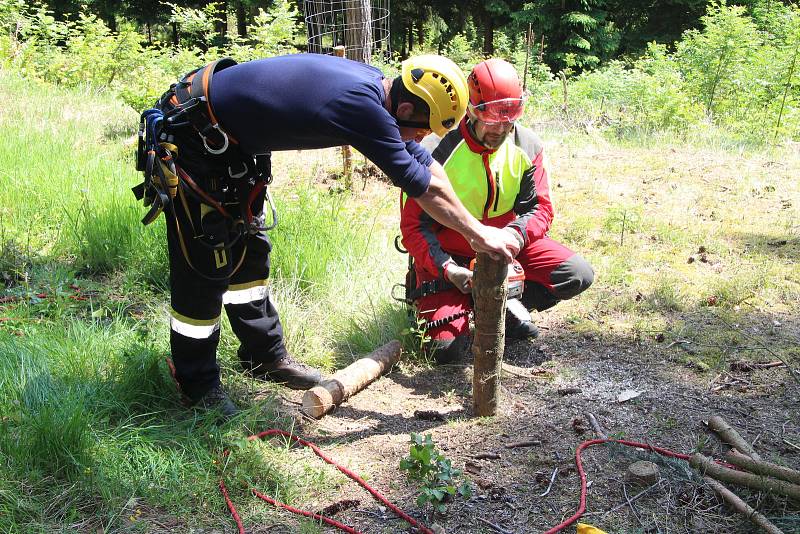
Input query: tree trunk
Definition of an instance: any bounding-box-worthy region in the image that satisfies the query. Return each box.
[471,253,507,416]
[146,21,152,45]
[172,21,179,46]
[215,1,228,43]
[416,17,424,48]
[344,0,372,63]
[483,11,494,56]
[236,0,247,38]
[408,23,414,53]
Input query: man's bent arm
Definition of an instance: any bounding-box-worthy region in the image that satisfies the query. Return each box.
[413,161,518,262]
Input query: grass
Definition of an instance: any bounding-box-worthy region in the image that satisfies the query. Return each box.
[1,65,799,531]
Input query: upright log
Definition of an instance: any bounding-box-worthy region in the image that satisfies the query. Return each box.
[332,45,353,184]
[472,253,507,416]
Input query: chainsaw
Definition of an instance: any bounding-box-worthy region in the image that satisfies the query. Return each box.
[468,257,526,299]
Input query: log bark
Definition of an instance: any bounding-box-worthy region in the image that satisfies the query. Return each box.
[690,453,800,501]
[703,476,785,534]
[302,340,402,419]
[726,450,800,485]
[344,0,372,63]
[708,415,763,461]
[472,253,507,416]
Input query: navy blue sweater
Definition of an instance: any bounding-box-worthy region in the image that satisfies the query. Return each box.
[210,54,433,197]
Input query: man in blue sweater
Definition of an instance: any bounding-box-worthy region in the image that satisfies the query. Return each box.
[137,53,520,416]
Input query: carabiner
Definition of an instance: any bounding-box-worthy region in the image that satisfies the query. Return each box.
[262,188,278,231]
[201,123,229,155]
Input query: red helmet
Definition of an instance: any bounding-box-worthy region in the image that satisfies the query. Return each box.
[467,58,524,124]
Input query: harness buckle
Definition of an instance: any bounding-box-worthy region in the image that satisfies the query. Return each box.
[228,161,248,179]
[202,123,229,155]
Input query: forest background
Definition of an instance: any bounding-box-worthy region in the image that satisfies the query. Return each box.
[2,0,800,145]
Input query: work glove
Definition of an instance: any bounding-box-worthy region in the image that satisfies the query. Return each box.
[445,262,473,294]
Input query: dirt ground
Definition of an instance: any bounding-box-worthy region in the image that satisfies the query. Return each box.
[253,307,800,534]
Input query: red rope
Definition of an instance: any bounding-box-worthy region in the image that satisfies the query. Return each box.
[220,429,434,534]
[544,438,735,533]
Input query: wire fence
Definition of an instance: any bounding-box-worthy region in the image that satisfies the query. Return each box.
[303,0,390,63]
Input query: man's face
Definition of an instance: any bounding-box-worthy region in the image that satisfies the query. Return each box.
[472,118,515,149]
[399,119,432,142]
[396,103,432,142]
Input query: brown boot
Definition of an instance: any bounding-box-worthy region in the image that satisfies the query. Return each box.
[254,356,322,390]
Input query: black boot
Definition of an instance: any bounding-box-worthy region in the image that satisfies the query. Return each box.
[253,355,322,390]
[506,298,539,340]
[194,384,239,419]
[427,336,471,365]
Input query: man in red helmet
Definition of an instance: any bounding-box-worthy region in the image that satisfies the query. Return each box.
[400,58,594,363]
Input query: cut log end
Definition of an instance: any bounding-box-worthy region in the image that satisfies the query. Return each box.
[626,460,660,486]
[302,386,335,419]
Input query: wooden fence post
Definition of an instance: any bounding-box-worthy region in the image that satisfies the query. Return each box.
[472,253,507,416]
[333,45,353,187]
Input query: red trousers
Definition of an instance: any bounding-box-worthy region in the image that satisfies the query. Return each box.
[414,237,593,341]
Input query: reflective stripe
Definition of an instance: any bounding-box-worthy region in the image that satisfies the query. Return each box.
[223,280,269,305]
[170,308,220,339]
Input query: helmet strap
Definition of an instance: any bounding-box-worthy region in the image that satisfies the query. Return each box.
[396,119,431,129]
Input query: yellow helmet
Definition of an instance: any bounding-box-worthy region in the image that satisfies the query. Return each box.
[401,55,468,137]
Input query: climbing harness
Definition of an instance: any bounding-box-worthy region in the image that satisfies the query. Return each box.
[134,58,278,281]
[391,235,459,306]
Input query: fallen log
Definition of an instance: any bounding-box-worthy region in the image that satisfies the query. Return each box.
[703,476,784,534]
[707,415,763,461]
[471,253,507,417]
[689,453,800,502]
[302,340,402,419]
[725,450,800,485]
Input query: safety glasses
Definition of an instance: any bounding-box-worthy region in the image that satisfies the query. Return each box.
[468,97,525,124]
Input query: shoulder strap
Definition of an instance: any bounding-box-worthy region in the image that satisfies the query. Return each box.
[173,57,238,150]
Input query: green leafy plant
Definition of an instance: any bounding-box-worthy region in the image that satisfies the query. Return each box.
[401,314,431,359]
[603,205,643,246]
[399,433,471,513]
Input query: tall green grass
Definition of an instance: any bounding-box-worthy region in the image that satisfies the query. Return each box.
[0,67,410,531]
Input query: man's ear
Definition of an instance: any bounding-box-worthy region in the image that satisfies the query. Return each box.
[395,101,415,120]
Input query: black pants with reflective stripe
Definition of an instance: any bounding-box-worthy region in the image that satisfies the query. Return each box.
[164,134,286,402]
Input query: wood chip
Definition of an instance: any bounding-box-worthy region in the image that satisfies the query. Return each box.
[617,389,642,403]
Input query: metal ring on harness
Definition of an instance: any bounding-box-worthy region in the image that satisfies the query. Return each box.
[202,124,229,155]
[228,161,247,179]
